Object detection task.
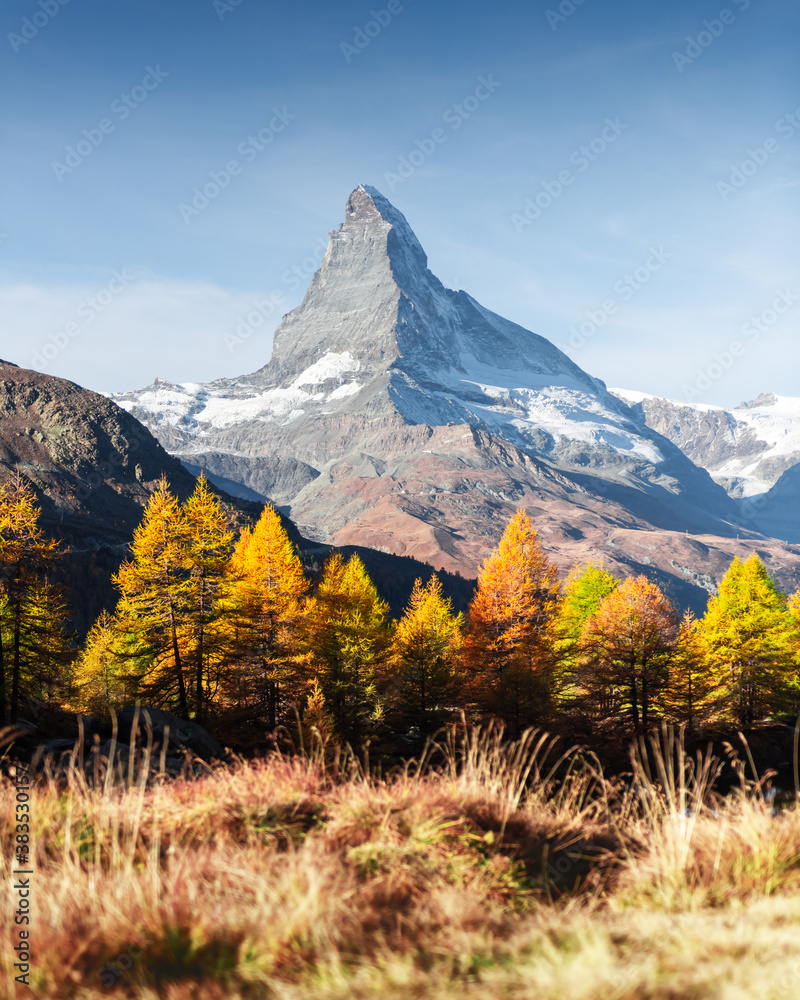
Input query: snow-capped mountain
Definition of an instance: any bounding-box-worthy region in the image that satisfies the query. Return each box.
[612,389,800,498]
[612,389,800,543]
[113,186,800,606]
[118,186,670,469]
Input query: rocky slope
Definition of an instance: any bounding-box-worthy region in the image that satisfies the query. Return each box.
[113,187,800,608]
[0,359,203,544]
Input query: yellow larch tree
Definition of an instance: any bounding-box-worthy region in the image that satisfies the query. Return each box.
[72,609,133,716]
[581,575,678,735]
[182,474,235,723]
[0,473,70,723]
[113,476,192,716]
[221,503,309,728]
[462,508,561,735]
[305,552,393,747]
[390,574,463,729]
[696,554,797,726]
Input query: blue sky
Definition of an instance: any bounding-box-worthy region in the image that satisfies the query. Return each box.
[0,0,797,407]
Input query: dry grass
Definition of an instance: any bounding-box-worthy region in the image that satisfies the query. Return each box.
[3,721,800,999]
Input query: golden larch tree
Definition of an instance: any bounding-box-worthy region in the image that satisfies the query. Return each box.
[113,476,192,716]
[305,552,393,747]
[696,554,796,726]
[221,503,309,728]
[0,474,69,723]
[182,474,235,722]
[390,574,463,728]
[659,611,715,730]
[462,508,560,735]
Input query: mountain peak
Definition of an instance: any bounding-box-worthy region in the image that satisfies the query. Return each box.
[114,186,760,595]
[338,184,429,275]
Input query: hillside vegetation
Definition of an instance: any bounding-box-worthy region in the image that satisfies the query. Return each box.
[3,722,800,999]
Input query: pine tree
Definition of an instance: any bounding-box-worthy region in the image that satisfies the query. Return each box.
[113,476,191,716]
[221,504,309,728]
[696,554,796,726]
[391,575,463,727]
[0,474,66,723]
[462,509,561,734]
[305,552,393,747]
[581,575,678,735]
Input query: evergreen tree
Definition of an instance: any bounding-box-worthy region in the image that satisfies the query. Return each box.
[306,552,393,747]
[696,554,796,726]
[462,509,560,734]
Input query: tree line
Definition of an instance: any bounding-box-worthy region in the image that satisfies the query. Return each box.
[2,472,799,745]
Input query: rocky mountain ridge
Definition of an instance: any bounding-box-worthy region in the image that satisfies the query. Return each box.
[611,388,800,543]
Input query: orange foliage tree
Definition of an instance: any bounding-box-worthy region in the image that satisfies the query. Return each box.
[581,575,678,734]
[462,509,560,735]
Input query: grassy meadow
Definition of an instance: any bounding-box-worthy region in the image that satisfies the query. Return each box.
[3,722,800,999]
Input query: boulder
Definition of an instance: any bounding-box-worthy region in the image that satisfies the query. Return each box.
[41,738,84,757]
[116,706,226,762]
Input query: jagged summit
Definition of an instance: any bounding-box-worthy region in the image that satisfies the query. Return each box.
[346,183,429,270]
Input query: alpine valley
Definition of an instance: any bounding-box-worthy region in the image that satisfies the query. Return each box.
[112,185,800,610]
